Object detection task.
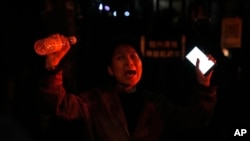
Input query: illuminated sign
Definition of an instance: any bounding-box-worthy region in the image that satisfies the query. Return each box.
[140,35,186,59]
[221,17,242,48]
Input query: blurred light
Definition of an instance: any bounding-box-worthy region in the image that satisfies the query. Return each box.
[124,11,130,17]
[222,48,230,57]
[98,3,103,11]
[113,11,117,17]
[104,5,110,11]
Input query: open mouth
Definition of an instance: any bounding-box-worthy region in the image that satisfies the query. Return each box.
[125,70,137,77]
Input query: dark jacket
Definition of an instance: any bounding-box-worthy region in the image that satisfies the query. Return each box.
[38,70,217,141]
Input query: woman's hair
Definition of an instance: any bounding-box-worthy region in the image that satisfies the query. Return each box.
[104,34,143,66]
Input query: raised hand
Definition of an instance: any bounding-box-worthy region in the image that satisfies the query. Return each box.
[195,55,216,87]
[45,34,71,70]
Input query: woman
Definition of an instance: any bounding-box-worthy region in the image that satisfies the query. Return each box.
[38,34,217,141]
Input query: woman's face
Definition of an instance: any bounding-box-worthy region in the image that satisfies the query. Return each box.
[108,44,142,88]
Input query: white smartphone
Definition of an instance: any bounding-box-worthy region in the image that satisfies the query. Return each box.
[185,46,215,74]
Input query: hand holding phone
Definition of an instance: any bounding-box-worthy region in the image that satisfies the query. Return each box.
[185,46,215,74]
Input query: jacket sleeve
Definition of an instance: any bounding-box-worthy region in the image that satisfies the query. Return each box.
[38,70,90,120]
[160,84,217,128]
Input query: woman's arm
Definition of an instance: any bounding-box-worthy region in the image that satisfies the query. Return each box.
[38,69,90,121]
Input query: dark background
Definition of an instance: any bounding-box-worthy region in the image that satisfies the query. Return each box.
[0,0,249,140]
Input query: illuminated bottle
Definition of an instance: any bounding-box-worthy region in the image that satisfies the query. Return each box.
[34,34,77,56]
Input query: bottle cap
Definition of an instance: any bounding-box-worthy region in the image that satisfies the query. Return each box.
[68,36,77,45]
[34,40,47,56]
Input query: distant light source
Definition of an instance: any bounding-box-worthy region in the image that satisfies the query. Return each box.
[124,11,130,17]
[104,5,110,11]
[98,3,103,11]
[113,11,117,17]
[222,48,231,58]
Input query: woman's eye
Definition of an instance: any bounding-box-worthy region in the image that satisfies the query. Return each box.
[131,54,138,59]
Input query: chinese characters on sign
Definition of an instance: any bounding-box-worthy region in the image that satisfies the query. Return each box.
[221,17,242,48]
[140,35,185,59]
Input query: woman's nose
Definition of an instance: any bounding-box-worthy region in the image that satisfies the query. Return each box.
[125,57,134,66]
